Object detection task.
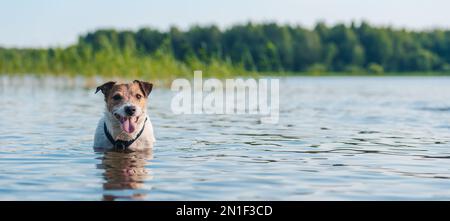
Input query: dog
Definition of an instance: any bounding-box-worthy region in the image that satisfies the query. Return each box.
[93,80,155,151]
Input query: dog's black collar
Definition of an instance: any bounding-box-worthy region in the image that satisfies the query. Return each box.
[104,117,148,150]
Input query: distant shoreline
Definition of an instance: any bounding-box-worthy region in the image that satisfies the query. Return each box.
[2,71,450,79]
[261,71,450,77]
[2,22,450,78]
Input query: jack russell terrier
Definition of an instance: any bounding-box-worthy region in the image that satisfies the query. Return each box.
[93,80,155,151]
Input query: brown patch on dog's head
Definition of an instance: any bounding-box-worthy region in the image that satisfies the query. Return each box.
[95,81,116,101]
[133,80,153,98]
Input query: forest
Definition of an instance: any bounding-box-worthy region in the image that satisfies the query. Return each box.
[1,21,450,78]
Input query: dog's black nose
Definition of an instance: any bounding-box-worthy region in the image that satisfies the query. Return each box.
[125,106,136,116]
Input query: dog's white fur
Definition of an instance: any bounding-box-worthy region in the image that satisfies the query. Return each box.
[94,110,155,151]
[112,102,144,120]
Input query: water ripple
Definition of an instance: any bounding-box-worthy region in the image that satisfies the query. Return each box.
[1,76,450,200]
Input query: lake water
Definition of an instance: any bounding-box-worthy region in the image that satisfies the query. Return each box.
[1,75,450,200]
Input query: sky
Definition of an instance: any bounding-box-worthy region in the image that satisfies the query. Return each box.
[1,0,450,48]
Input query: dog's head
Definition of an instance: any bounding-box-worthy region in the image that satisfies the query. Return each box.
[96,80,153,134]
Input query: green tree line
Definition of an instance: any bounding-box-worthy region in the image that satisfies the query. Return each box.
[1,21,450,78]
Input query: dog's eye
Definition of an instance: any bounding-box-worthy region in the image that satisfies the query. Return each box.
[136,94,142,99]
[112,95,122,100]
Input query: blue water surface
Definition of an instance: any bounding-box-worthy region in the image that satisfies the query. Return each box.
[1,75,450,200]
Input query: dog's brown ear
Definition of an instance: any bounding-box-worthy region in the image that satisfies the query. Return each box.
[95,81,116,96]
[134,80,153,97]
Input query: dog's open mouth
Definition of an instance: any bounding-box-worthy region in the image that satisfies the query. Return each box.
[114,114,139,133]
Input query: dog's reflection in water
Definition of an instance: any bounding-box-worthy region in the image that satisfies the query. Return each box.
[96,148,153,201]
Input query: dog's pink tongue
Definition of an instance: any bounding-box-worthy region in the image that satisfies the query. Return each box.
[120,118,136,133]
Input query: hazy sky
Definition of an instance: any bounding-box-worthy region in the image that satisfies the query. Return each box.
[1,0,449,48]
